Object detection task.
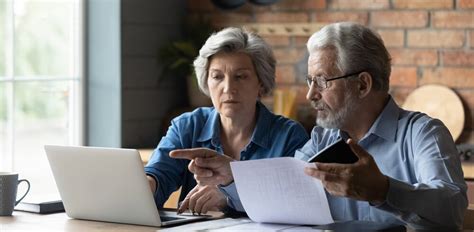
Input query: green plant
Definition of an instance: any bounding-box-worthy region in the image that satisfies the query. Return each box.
[158,21,214,81]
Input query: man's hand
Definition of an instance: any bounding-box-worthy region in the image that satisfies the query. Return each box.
[304,139,389,204]
[170,148,235,186]
[177,185,227,215]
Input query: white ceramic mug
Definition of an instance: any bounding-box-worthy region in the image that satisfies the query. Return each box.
[0,172,30,216]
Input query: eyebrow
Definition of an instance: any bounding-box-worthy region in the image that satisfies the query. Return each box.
[209,68,253,72]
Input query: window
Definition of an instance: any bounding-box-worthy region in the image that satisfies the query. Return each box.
[0,0,83,199]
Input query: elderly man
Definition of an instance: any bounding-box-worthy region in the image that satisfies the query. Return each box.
[171,22,468,230]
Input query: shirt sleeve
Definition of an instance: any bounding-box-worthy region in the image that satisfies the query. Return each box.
[218,182,245,212]
[374,119,468,230]
[144,119,188,208]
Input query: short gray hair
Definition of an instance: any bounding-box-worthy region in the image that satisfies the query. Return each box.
[193,27,276,96]
[307,22,391,92]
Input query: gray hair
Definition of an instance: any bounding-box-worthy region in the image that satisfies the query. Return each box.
[307,22,391,92]
[193,27,276,96]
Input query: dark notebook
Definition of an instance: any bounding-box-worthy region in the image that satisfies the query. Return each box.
[15,200,65,214]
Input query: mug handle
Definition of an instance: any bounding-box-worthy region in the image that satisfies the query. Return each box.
[15,179,31,206]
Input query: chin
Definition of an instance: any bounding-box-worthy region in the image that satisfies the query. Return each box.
[317,117,341,129]
[219,109,239,118]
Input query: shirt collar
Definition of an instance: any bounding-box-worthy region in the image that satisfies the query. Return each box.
[249,101,273,149]
[197,107,219,143]
[196,101,272,149]
[365,96,400,142]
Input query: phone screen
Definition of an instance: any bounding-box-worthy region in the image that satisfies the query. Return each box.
[308,139,358,164]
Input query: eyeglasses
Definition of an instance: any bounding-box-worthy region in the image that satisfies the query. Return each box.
[306,71,365,90]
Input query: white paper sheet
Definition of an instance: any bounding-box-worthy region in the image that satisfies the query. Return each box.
[230,157,334,225]
[159,218,319,232]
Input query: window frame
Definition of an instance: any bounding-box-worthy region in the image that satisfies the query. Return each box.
[0,0,84,173]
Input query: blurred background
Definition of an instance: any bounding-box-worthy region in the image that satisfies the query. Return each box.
[0,0,473,203]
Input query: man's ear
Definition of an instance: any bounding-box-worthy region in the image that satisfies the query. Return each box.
[258,84,265,98]
[357,72,372,98]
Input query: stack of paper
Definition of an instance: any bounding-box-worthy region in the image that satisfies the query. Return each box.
[230,157,333,225]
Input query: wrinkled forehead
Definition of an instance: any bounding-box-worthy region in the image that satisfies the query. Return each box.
[307,48,340,76]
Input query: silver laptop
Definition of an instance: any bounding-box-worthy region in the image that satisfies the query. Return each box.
[44,145,207,227]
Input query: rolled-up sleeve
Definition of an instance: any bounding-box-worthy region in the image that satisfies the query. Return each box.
[144,120,188,208]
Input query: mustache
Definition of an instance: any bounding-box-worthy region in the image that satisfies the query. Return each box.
[310,100,326,110]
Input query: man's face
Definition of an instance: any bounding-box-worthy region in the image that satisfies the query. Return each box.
[306,48,359,129]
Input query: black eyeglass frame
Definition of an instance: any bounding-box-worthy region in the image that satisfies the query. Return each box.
[306,70,366,90]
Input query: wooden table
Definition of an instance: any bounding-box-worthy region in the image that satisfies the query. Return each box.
[0,211,224,232]
[0,211,161,231]
[2,207,474,231]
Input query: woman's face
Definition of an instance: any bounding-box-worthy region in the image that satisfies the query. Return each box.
[207,51,263,119]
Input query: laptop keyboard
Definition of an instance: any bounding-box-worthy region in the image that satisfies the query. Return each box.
[160,215,184,222]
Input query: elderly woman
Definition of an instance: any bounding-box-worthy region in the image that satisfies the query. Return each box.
[145,27,308,214]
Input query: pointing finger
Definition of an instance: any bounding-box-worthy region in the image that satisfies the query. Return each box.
[170,148,218,160]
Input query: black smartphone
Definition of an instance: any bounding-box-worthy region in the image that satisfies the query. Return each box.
[308,138,358,164]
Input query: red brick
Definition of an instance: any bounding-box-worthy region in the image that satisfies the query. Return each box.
[269,0,326,10]
[313,12,369,25]
[255,12,309,23]
[393,0,453,9]
[442,51,474,66]
[261,35,290,47]
[471,30,474,48]
[458,0,474,9]
[328,0,389,10]
[371,11,428,28]
[407,30,465,48]
[275,65,296,84]
[294,36,310,47]
[273,48,307,64]
[432,11,474,28]
[389,49,438,66]
[390,67,418,87]
[377,29,404,47]
[207,13,253,28]
[420,67,474,87]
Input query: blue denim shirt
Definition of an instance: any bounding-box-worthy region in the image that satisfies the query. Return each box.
[296,97,468,229]
[144,101,308,208]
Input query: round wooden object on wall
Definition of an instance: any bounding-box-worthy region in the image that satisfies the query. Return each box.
[402,84,465,142]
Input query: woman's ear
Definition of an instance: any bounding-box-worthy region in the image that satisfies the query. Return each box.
[357,72,372,98]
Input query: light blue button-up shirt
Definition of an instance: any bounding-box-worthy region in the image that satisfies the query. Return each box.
[296,97,468,229]
[145,101,308,208]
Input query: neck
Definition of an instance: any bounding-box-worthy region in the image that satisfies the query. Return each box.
[219,106,258,157]
[342,93,389,142]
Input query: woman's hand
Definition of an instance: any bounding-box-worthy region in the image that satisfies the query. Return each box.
[177,185,227,215]
[170,148,235,186]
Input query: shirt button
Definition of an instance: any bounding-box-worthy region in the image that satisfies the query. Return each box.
[241,157,247,160]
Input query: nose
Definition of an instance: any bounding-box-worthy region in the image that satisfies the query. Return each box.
[306,83,321,101]
[223,76,236,93]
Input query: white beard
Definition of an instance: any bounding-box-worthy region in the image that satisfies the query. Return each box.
[314,91,359,129]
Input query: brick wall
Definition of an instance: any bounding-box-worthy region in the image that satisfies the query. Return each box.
[187,0,474,144]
